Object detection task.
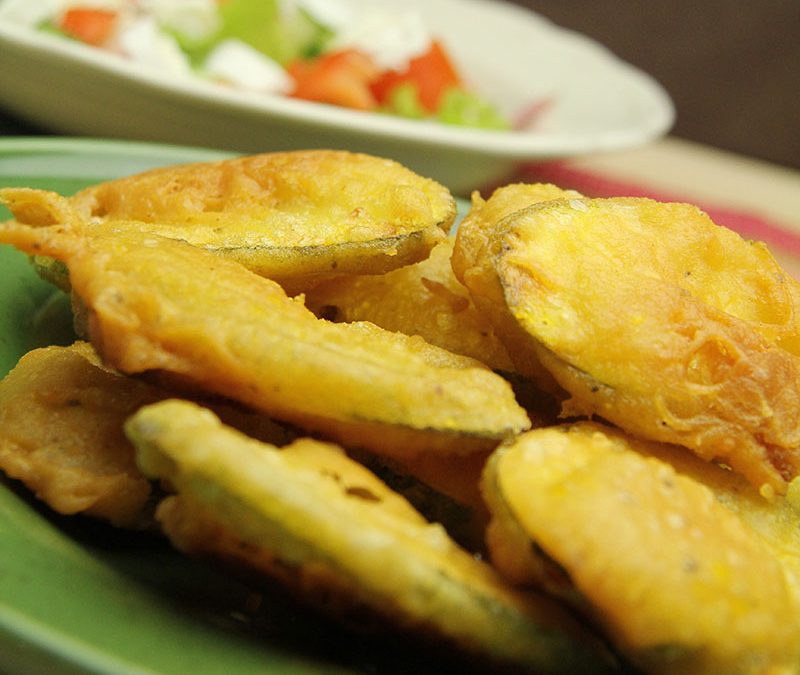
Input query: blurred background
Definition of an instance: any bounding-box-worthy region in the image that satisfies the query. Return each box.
[0,0,796,170]
[509,0,799,169]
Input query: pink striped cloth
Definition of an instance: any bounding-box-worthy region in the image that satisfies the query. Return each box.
[512,160,800,257]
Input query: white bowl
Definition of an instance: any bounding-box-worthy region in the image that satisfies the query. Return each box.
[0,0,674,194]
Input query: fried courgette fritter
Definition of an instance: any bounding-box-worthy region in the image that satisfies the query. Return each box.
[0,342,291,528]
[0,221,529,459]
[482,422,800,675]
[451,183,581,388]
[304,237,515,372]
[126,399,618,674]
[2,150,455,294]
[0,342,155,527]
[467,196,800,494]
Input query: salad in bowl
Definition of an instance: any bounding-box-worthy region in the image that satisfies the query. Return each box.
[6,0,509,129]
[0,0,674,192]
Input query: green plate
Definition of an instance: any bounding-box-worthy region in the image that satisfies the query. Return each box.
[0,137,463,675]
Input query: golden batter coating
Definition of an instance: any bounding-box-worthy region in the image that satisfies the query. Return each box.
[0,342,156,527]
[452,183,581,387]
[127,399,618,674]
[482,422,800,674]
[2,150,455,294]
[479,196,800,493]
[305,237,514,372]
[0,221,529,459]
[0,342,290,527]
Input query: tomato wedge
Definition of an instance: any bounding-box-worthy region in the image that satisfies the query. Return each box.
[287,50,380,111]
[370,40,462,113]
[59,7,118,46]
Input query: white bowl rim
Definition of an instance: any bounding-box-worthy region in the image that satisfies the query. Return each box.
[0,0,675,159]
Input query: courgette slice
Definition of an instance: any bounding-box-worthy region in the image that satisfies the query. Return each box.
[126,399,618,674]
[305,237,514,372]
[0,342,289,528]
[0,222,529,458]
[451,183,580,389]
[2,150,455,294]
[488,196,800,494]
[483,421,800,674]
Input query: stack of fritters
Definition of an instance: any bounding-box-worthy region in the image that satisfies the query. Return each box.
[2,151,799,674]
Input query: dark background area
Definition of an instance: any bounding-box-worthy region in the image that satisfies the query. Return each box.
[509,0,800,169]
